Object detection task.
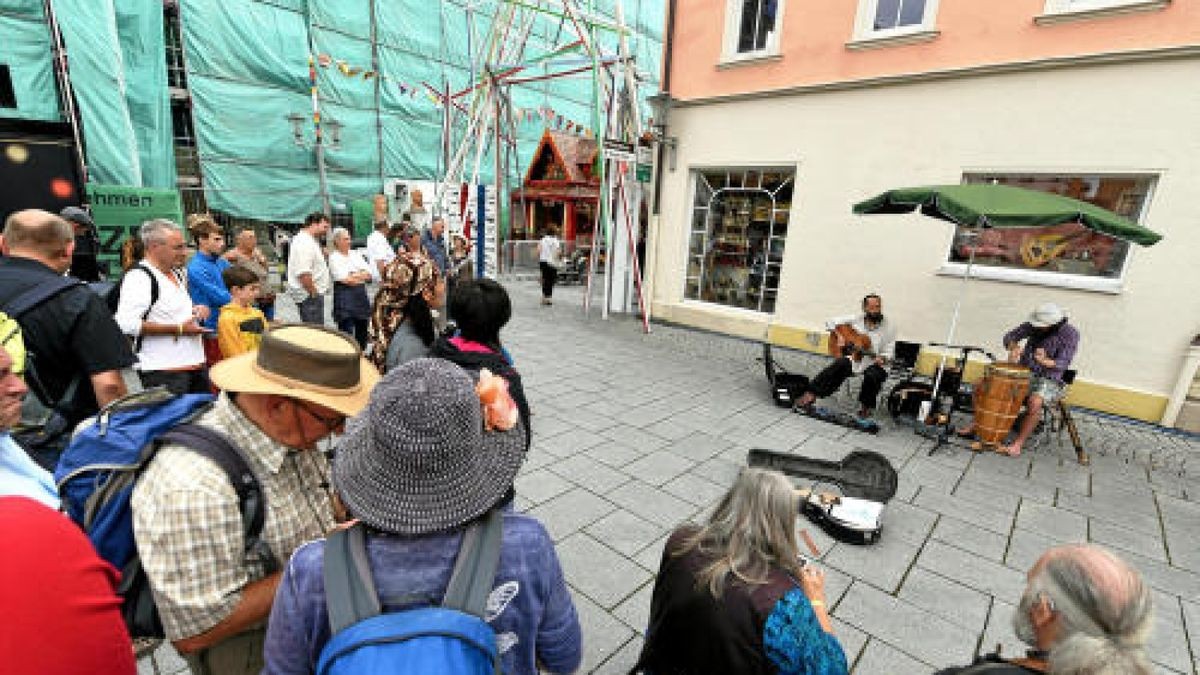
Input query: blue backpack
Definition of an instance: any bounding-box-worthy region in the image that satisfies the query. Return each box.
[54,388,274,638]
[317,510,504,675]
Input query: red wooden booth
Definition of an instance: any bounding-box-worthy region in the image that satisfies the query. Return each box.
[510,129,600,245]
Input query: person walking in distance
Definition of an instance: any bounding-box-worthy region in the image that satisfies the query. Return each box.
[287,213,332,325]
[538,224,562,306]
[114,219,210,395]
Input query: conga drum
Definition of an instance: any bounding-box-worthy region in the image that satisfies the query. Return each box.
[974,364,1031,447]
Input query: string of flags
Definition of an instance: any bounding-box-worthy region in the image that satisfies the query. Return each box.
[310,52,595,137]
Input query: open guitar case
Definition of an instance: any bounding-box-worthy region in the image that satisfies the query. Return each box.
[748,448,898,546]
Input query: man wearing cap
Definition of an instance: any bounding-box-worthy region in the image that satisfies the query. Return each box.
[61,206,102,282]
[960,302,1080,457]
[131,324,379,674]
[261,358,582,675]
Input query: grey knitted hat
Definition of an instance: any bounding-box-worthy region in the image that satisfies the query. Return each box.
[332,357,525,535]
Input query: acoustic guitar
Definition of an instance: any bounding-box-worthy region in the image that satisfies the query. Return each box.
[828,323,873,362]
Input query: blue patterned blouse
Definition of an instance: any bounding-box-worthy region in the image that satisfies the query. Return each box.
[763,587,849,675]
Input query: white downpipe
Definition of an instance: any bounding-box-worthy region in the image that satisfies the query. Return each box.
[1163,338,1200,427]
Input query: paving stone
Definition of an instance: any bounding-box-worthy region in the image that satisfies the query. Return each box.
[617,401,678,428]
[791,433,855,462]
[558,532,652,610]
[1056,490,1162,533]
[1110,548,1200,601]
[591,635,644,675]
[1091,480,1161,516]
[958,470,1057,505]
[1183,600,1200,671]
[931,515,1009,563]
[569,589,636,674]
[829,617,868,666]
[586,440,646,468]
[1147,598,1195,674]
[632,532,672,573]
[624,450,694,487]
[897,567,992,633]
[1005,527,1082,574]
[546,428,610,456]
[1015,500,1088,541]
[949,477,1023,513]
[690,455,743,487]
[833,581,975,666]
[642,417,697,442]
[585,509,667,558]
[530,412,575,440]
[899,458,966,493]
[570,410,621,433]
[601,424,670,453]
[138,644,188,675]
[880,500,938,546]
[968,451,1032,479]
[548,453,632,494]
[1088,517,1168,563]
[1159,494,1200,574]
[513,468,573,506]
[527,488,617,541]
[851,638,934,674]
[920,540,1028,602]
[823,533,922,594]
[664,432,733,463]
[607,481,698,528]
[612,580,654,633]
[979,599,1024,660]
[1028,460,1091,495]
[915,489,1015,536]
[661,471,727,508]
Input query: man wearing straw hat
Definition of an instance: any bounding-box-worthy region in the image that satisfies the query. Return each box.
[131,324,379,674]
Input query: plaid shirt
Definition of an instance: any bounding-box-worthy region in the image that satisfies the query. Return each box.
[131,394,335,640]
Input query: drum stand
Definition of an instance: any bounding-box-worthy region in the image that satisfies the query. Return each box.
[921,344,992,456]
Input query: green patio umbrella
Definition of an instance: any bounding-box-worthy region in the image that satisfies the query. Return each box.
[852,183,1162,425]
[853,184,1162,245]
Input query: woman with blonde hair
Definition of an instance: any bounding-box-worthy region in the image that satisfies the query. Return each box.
[635,468,848,675]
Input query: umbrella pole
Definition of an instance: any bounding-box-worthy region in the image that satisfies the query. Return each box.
[927,242,975,430]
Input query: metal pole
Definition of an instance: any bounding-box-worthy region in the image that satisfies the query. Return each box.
[43,0,88,185]
[307,54,331,216]
[928,240,976,413]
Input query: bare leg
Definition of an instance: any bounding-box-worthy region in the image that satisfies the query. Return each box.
[1001,394,1044,457]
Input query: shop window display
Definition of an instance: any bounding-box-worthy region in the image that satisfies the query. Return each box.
[951,173,1154,280]
[685,168,793,313]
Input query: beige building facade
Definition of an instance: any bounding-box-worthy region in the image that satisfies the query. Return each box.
[648,44,1200,423]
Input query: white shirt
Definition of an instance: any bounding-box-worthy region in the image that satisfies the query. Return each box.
[115,263,205,372]
[538,235,561,265]
[328,249,377,283]
[826,312,898,373]
[287,230,330,300]
[365,231,395,271]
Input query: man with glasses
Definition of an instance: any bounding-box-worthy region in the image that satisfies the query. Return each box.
[130,325,378,674]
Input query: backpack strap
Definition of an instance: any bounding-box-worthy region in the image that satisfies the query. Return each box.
[130,264,161,353]
[324,523,383,634]
[443,509,504,617]
[2,274,85,319]
[158,423,277,574]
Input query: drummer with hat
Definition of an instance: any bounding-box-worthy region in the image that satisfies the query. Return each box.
[958,302,1079,457]
[130,324,380,674]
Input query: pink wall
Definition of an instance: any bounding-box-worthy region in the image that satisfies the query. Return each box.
[670,0,1200,100]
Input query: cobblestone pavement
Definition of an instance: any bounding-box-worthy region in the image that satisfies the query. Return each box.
[141,279,1200,674]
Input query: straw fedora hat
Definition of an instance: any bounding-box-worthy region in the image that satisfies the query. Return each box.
[1029,302,1066,329]
[209,324,379,416]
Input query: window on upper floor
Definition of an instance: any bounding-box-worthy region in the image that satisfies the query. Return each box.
[722,0,785,62]
[850,0,940,48]
[1038,0,1171,23]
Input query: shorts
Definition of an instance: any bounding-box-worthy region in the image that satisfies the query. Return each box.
[1029,376,1065,404]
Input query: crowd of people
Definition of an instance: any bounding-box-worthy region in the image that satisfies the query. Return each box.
[0,206,1161,675]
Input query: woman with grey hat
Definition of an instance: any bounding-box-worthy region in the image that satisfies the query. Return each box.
[261,358,582,675]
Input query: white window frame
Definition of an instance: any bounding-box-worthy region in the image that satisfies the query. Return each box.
[849,0,941,49]
[1036,0,1170,25]
[936,171,1159,295]
[720,0,787,65]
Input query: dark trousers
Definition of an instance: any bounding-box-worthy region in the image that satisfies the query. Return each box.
[540,262,558,298]
[808,357,888,411]
[298,294,325,325]
[140,369,210,396]
[337,317,369,348]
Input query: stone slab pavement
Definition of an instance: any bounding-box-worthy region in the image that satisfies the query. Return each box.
[141,279,1200,674]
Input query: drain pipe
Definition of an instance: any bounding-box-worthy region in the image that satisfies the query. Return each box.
[642,0,676,323]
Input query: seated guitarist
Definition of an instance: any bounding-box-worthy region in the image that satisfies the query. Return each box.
[793,294,896,423]
[959,302,1079,457]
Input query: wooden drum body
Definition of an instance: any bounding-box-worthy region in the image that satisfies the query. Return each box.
[975,364,1031,446]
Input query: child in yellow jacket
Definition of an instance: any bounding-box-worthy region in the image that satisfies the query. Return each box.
[217,266,268,358]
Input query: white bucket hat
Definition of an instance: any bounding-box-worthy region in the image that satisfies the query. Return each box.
[1029,302,1066,328]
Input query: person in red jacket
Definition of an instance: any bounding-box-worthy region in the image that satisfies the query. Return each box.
[0,496,136,674]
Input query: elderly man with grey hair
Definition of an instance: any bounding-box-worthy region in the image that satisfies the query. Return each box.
[936,543,1154,675]
[115,219,211,395]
